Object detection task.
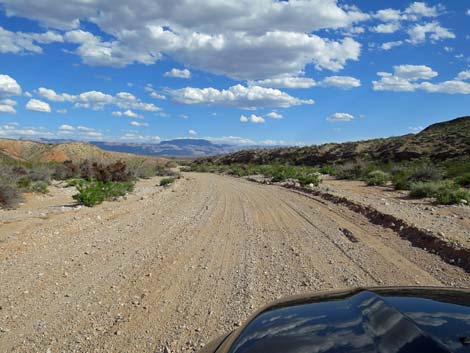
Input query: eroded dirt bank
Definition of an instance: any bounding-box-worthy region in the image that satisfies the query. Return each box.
[1,173,469,353]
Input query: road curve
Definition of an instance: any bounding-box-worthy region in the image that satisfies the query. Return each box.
[0,173,468,353]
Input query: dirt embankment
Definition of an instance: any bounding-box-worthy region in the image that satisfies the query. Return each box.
[1,173,469,353]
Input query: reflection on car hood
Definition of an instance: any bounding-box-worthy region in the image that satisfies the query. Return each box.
[224,288,470,353]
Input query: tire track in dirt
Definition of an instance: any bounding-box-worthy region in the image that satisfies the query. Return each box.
[1,173,469,353]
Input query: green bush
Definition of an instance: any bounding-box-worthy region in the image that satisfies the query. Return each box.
[298,172,322,187]
[66,178,85,187]
[364,170,389,186]
[0,184,23,209]
[319,165,336,175]
[73,181,134,207]
[443,160,470,178]
[409,164,443,182]
[409,181,456,198]
[335,161,368,180]
[455,173,470,188]
[435,189,470,205]
[191,163,216,173]
[31,181,49,194]
[392,172,412,190]
[160,178,176,186]
[17,177,32,189]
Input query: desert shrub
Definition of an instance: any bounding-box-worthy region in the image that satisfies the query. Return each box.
[78,160,133,182]
[455,173,470,188]
[258,164,299,182]
[28,165,53,182]
[190,163,216,173]
[163,169,181,178]
[31,181,49,194]
[133,164,158,179]
[319,164,336,175]
[231,165,252,177]
[364,170,390,186]
[0,184,23,209]
[435,189,470,205]
[165,160,178,168]
[155,165,180,177]
[160,178,175,186]
[53,160,79,180]
[66,178,85,187]
[12,166,28,177]
[443,160,470,178]
[179,166,192,172]
[335,161,368,180]
[409,181,456,198]
[409,164,443,183]
[17,177,32,189]
[298,172,322,187]
[390,163,444,190]
[392,171,412,190]
[73,181,134,207]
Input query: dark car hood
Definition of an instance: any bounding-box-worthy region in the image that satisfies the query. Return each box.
[215,287,470,353]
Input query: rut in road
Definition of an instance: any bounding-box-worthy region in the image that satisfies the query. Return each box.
[0,173,468,353]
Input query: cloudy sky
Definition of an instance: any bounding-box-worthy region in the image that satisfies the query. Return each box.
[0,0,469,146]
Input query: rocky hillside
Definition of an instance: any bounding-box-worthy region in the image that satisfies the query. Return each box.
[0,138,167,165]
[196,116,470,166]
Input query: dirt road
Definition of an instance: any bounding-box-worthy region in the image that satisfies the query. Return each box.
[1,173,469,353]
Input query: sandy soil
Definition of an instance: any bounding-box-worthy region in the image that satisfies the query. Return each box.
[0,173,469,353]
[320,177,470,248]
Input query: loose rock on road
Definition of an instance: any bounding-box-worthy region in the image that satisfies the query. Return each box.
[1,173,469,353]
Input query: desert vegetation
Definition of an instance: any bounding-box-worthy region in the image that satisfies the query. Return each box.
[191,159,470,205]
[160,177,176,186]
[191,116,470,205]
[191,163,322,187]
[0,156,177,208]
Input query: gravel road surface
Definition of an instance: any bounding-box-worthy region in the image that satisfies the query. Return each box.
[1,173,469,353]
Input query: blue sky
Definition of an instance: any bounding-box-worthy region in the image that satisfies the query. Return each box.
[0,0,469,146]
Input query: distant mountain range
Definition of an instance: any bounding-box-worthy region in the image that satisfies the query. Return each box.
[8,137,278,159]
[90,139,247,158]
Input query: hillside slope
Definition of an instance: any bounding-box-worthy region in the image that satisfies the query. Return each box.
[197,116,470,166]
[0,138,167,165]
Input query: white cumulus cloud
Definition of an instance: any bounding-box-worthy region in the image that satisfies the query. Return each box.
[373,66,470,94]
[59,124,74,131]
[130,121,149,127]
[37,87,75,102]
[0,27,63,54]
[0,0,367,80]
[266,111,283,119]
[240,114,265,123]
[188,129,197,135]
[112,109,143,119]
[393,65,438,80]
[372,23,401,34]
[381,41,403,51]
[0,98,17,113]
[37,86,160,112]
[319,76,361,89]
[251,77,316,89]
[327,112,354,122]
[171,84,314,109]
[164,68,191,79]
[26,98,51,113]
[0,74,22,97]
[407,22,455,44]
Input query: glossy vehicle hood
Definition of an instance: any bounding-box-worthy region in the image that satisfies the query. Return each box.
[210,287,470,353]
